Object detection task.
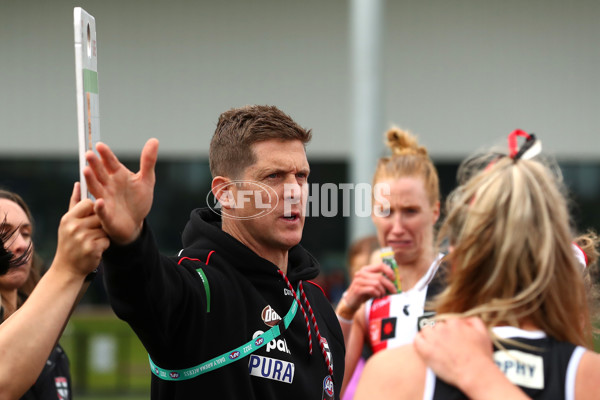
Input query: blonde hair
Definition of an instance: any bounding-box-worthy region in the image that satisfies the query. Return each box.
[434,155,592,347]
[372,127,439,206]
[576,230,600,327]
[575,230,599,269]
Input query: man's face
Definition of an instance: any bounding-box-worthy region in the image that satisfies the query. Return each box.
[223,139,310,254]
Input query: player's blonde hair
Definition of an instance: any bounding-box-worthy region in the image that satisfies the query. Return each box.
[435,155,592,347]
[372,127,439,206]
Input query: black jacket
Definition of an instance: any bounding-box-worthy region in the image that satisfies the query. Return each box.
[103,208,345,399]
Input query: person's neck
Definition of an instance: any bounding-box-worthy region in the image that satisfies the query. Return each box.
[491,318,540,331]
[255,249,288,275]
[222,221,289,274]
[517,319,540,331]
[396,251,436,291]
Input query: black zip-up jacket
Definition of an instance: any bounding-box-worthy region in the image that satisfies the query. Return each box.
[103,208,345,399]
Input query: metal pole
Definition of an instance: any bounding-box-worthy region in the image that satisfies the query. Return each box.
[349,0,385,243]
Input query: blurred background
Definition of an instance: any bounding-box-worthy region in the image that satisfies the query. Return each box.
[1,0,599,398]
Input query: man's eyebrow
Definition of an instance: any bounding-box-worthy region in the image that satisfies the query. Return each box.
[255,167,284,175]
[255,166,309,174]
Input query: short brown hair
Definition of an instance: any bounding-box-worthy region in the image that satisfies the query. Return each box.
[209,105,312,178]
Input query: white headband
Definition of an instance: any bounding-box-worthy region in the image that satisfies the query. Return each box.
[572,243,588,269]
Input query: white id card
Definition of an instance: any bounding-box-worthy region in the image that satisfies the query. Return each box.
[74,7,100,199]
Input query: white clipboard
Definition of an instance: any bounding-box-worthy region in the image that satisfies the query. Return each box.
[74,7,100,200]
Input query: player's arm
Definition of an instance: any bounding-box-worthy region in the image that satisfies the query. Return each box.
[340,305,368,397]
[0,184,108,399]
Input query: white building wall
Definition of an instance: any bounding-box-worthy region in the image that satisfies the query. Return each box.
[1,0,598,160]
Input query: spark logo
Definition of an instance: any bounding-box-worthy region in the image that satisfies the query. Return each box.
[253,331,291,354]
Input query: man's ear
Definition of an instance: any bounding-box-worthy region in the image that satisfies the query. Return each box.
[212,176,235,209]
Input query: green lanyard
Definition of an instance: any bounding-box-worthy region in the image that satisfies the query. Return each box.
[149,283,301,381]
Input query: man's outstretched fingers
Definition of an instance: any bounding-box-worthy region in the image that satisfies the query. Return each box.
[85,149,109,186]
[95,142,123,174]
[140,138,159,183]
[82,165,104,200]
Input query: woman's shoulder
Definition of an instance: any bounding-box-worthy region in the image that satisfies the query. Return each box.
[575,350,600,400]
[355,343,426,399]
[369,342,420,364]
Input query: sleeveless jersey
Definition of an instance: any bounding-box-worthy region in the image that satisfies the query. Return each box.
[365,254,444,353]
[424,326,586,400]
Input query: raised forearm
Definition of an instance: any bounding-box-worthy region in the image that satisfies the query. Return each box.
[0,267,85,399]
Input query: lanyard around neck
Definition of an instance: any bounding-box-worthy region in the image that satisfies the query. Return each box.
[149,282,301,381]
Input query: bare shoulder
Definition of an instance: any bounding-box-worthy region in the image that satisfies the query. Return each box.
[575,350,600,400]
[354,344,426,400]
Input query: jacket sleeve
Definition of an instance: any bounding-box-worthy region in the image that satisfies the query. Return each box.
[101,221,209,363]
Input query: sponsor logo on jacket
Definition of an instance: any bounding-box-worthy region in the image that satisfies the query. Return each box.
[262,305,282,327]
[248,355,295,384]
[253,330,291,354]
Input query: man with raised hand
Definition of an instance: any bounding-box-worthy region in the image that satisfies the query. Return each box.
[84,105,344,399]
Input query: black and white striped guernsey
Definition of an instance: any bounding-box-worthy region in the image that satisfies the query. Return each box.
[424,326,586,400]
